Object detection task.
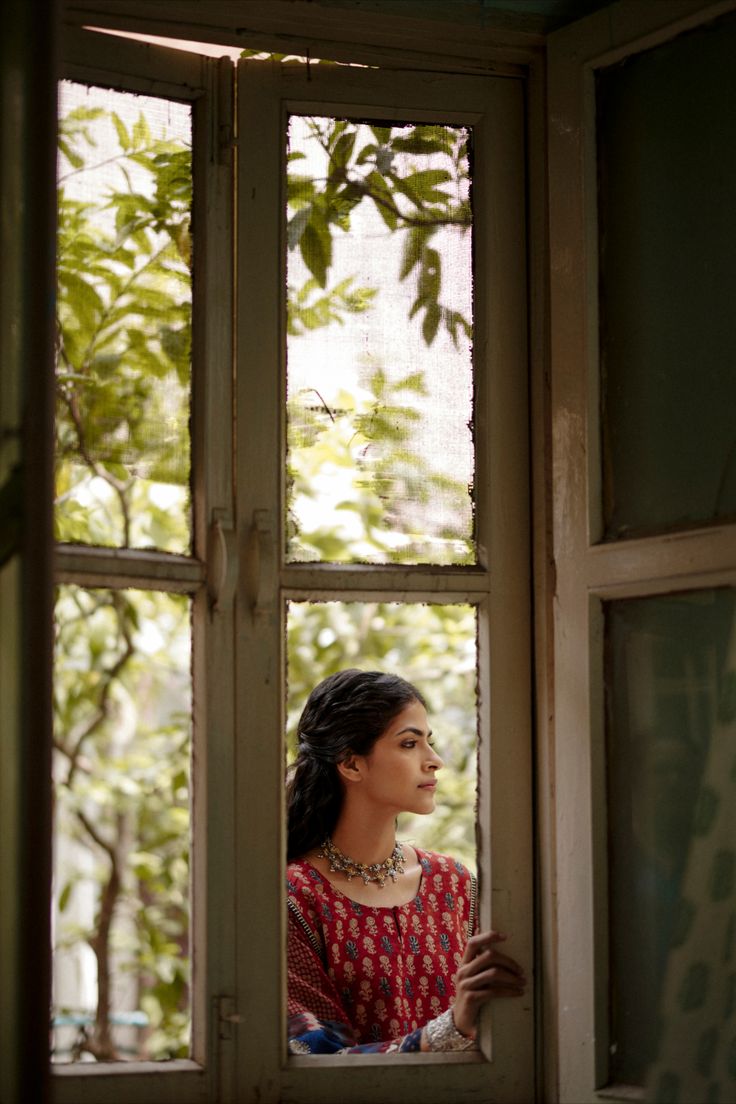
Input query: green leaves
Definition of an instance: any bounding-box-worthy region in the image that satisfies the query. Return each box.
[287,365,474,566]
[287,116,472,345]
[365,170,399,230]
[330,129,357,171]
[390,167,451,206]
[288,276,376,335]
[53,586,191,1060]
[299,214,332,287]
[391,125,455,156]
[56,99,192,551]
[111,112,130,151]
[53,94,478,1063]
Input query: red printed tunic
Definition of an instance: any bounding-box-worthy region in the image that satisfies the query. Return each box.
[287,848,477,1053]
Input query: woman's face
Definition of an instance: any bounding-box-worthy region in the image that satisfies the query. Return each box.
[354,698,444,816]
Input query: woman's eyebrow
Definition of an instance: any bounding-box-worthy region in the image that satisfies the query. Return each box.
[395,726,433,737]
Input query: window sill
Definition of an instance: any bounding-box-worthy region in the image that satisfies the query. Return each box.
[52,1059,204,1078]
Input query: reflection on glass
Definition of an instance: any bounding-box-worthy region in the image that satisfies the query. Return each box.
[56,82,192,552]
[285,116,475,565]
[286,601,477,868]
[597,15,736,539]
[52,586,191,1062]
[605,588,735,1084]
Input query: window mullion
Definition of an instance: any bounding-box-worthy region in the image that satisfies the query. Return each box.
[281,564,492,600]
[233,58,285,1101]
[55,545,205,590]
[190,47,237,1090]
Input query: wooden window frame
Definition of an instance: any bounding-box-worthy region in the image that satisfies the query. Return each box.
[233,58,533,1104]
[53,28,236,1104]
[547,2,736,1102]
[53,10,540,1102]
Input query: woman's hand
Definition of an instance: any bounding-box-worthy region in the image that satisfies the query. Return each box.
[451,930,526,1039]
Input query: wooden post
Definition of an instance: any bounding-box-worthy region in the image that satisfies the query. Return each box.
[0,1,58,1100]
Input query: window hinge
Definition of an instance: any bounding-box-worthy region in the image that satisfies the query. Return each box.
[218,123,238,160]
[214,56,236,166]
[216,994,242,1041]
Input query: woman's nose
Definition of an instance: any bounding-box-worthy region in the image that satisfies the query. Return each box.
[427,746,444,770]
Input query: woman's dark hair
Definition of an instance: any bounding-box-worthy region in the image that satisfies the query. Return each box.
[286,669,426,861]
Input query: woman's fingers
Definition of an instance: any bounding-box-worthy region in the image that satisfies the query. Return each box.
[458,938,525,982]
[456,929,526,1004]
[458,962,526,993]
[460,929,508,964]
[452,933,526,1037]
[458,948,525,980]
[452,930,527,1037]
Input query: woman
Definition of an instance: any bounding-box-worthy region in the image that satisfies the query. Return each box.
[286,669,526,1054]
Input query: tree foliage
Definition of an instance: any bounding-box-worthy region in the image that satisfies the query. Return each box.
[54,89,476,1062]
[53,586,190,1060]
[54,95,194,1062]
[286,115,472,347]
[56,102,191,552]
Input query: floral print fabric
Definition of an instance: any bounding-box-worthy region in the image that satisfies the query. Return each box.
[287,848,476,1054]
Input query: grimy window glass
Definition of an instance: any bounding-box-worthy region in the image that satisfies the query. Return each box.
[56,82,193,553]
[604,588,735,1086]
[52,79,196,1067]
[285,116,475,565]
[597,13,736,540]
[286,600,478,869]
[52,586,192,1063]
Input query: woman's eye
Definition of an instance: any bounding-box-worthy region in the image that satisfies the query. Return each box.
[402,740,417,748]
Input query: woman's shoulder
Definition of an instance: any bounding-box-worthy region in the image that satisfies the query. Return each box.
[287,856,320,889]
[286,858,326,926]
[412,846,475,884]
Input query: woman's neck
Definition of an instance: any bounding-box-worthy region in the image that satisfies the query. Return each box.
[329,812,397,866]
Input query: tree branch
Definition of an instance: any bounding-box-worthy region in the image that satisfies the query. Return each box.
[62,596,135,787]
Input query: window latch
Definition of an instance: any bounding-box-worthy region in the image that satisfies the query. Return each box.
[207,508,238,612]
[215,994,241,1042]
[249,508,274,618]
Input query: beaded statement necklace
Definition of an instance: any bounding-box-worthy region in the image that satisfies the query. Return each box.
[318,836,406,887]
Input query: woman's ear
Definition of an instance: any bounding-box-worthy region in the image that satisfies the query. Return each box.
[336,753,362,785]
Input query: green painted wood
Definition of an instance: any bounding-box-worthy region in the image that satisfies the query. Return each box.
[0,2,58,1103]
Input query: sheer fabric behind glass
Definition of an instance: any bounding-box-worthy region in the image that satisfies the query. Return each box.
[51,586,192,1063]
[286,600,477,869]
[56,83,192,553]
[605,589,735,1085]
[285,116,475,565]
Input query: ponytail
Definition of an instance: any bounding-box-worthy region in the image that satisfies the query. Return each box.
[286,755,341,861]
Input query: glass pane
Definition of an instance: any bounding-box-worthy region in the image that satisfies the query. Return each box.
[285,117,475,565]
[51,586,191,1063]
[56,82,192,553]
[605,588,735,1085]
[598,13,736,540]
[286,601,477,868]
